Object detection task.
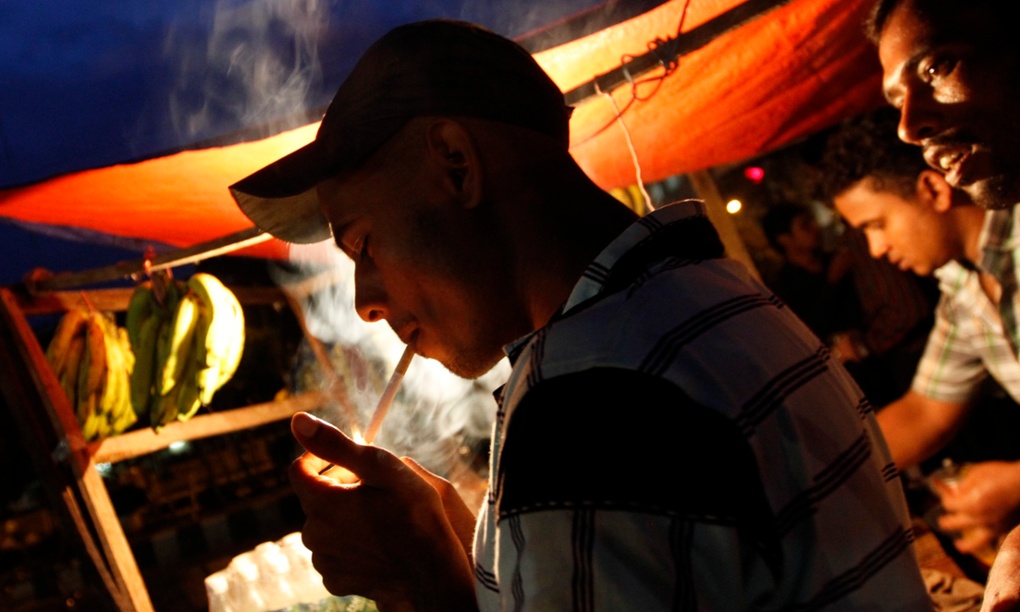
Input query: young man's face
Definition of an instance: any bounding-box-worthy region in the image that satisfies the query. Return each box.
[834,178,956,276]
[316,140,526,379]
[784,213,822,254]
[878,0,1020,210]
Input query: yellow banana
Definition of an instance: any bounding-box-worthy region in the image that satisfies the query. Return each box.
[115,326,137,432]
[98,330,119,421]
[78,313,107,407]
[46,308,88,375]
[93,399,111,439]
[97,315,136,437]
[60,334,86,409]
[215,293,245,389]
[117,325,135,377]
[158,292,199,396]
[189,296,221,406]
[79,393,100,441]
[175,347,202,422]
[187,272,245,403]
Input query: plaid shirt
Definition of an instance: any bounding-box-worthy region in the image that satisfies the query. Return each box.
[472,201,927,611]
[912,208,1020,403]
[981,207,1020,354]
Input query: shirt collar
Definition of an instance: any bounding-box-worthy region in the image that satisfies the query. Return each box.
[980,207,1020,256]
[502,200,711,363]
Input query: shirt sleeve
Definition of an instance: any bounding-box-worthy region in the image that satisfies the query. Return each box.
[492,367,780,610]
[911,295,989,403]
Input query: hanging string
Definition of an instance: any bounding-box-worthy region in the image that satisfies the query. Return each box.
[598,83,653,214]
[574,0,694,215]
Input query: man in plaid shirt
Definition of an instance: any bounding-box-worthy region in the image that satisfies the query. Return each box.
[817,107,1019,565]
[871,0,1020,605]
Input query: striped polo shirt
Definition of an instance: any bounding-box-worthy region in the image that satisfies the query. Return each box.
[977,206,1020,358]
[912,258,1020,404]
[472,200,928,611]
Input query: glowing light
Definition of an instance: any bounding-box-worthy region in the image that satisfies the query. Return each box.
[96,462,112,476]
[744,166,765,183]
[168,440,190,454]
[726,199,743,214]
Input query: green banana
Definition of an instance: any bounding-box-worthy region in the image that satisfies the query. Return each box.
[124,281,154,349]
[129,314,163,418]
[150,379,181,430]
[150,314,173,424]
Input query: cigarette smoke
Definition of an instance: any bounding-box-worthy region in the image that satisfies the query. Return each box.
[165,0,327,142]
[271,244,507,476]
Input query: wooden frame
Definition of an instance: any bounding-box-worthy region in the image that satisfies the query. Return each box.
[0,281,330,610]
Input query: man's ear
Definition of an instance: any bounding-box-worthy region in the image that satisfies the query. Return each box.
[425,119,482,209]
[916,169,954,213]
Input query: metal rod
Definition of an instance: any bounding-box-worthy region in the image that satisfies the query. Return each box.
[563,0,795,107]
[29,227,271,292]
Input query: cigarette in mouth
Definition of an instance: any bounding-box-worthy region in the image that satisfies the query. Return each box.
[318,341,415,475]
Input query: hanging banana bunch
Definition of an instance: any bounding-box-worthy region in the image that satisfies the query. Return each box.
[126,271,245,430]
[46,308,137,441]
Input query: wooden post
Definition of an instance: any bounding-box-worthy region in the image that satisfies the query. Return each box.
[687,169,761,281]
[0,282,335,610]
[0,287,152,611]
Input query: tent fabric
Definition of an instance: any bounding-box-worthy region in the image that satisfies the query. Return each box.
[1,0,650,188]
[0,0,884,263]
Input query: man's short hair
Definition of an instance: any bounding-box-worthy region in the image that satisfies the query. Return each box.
[866,0,1005,44]
[814,106,928,203]
[865,0,904,43]
[761,201,812,254]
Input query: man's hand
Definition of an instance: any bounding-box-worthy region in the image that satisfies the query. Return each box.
[288,412,479,611]
[936,461,1020,557]
[981,524,1020,611]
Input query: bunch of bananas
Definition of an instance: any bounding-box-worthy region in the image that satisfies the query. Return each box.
[46,308,137,441]
[126,272,245,430]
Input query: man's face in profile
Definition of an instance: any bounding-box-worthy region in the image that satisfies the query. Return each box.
[878,0,1020,210]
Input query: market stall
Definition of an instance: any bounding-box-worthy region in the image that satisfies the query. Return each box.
[1,0,981,609]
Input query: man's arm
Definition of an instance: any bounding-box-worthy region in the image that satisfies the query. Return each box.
[876,390,972,469]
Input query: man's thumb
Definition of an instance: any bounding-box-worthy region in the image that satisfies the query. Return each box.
[291,412,357,464]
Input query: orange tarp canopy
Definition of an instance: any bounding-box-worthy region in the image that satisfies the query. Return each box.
[0,0,882,261]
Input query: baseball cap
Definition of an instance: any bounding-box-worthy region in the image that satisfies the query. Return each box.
[229,19,572,244]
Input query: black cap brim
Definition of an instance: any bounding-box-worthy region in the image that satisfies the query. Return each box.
[229,141,333,244]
